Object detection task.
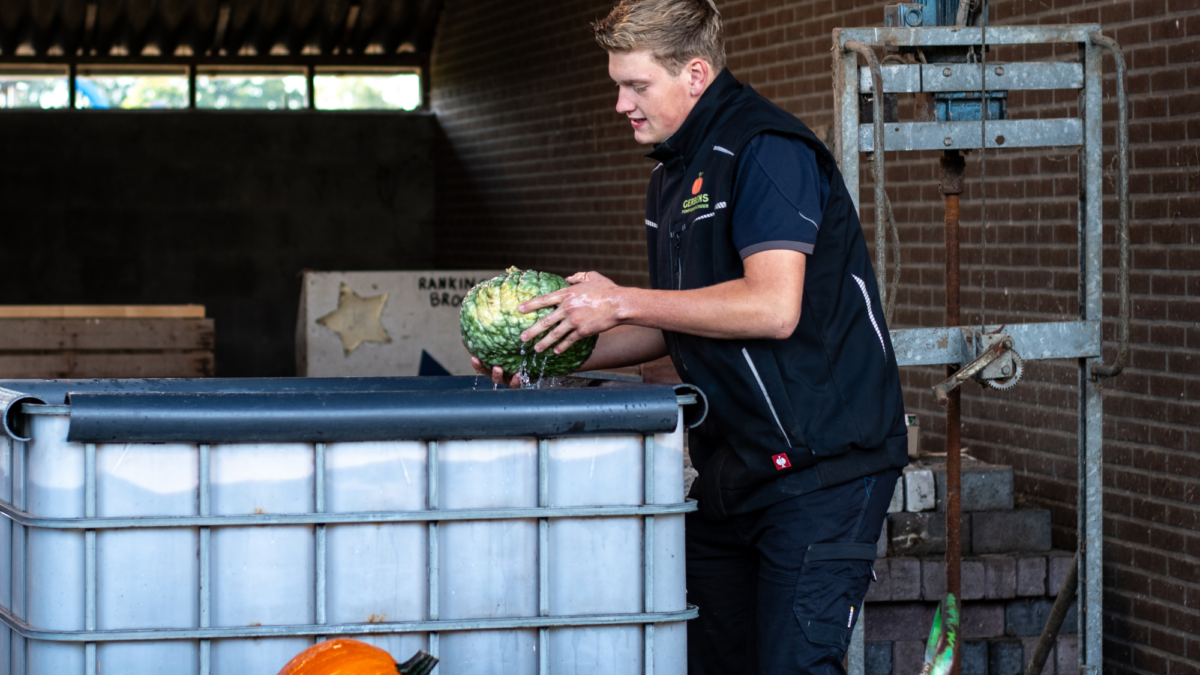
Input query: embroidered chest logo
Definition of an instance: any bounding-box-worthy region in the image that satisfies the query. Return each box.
[682,172,710,214]
[772,453,791,470]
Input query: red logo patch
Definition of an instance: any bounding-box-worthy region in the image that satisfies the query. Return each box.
[691,177,704,195]
[772,453,791,470]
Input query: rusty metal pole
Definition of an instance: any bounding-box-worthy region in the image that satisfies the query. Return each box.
[940,152,965,630]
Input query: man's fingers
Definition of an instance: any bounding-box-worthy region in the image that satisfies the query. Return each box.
[520,307,565,343]
[534,318,582,355]
[519,288,567,314]
[545,331,580,354]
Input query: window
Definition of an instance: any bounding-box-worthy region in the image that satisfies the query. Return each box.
[196,68,308,110]
[0,64,423,112]
[314,68,421,110]
[75,67,189,109]
[0,67,69,109]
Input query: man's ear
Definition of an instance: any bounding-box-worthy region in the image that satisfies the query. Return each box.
[686,58,712,97]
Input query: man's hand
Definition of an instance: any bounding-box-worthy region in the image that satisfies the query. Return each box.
[470,356,522,388]
[517,271,625,356]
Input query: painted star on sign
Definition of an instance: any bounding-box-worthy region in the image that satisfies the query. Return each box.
[317,283,392,355]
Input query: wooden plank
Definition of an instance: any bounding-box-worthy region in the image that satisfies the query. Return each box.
[0,305,206,319]
[0,319,215,351]
[0,352,214,379]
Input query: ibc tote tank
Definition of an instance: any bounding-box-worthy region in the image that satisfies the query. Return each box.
[0,377,704,675]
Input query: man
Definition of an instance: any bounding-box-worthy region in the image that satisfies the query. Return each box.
[472,1,908,672]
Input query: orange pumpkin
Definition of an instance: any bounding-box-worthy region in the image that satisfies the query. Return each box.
[277,639,438,675]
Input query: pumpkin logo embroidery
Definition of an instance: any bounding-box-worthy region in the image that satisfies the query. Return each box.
[772,453,791,470]
[692,177,704,195]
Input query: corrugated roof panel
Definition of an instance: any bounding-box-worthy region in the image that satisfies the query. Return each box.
[0,0,442,60]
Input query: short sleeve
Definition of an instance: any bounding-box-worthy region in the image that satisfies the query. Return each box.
[731,133,828,259]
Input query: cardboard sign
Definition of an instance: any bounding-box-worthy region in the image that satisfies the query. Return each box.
[296,270,501,377]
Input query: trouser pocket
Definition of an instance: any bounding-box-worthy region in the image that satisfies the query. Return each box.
[793,542,877,652]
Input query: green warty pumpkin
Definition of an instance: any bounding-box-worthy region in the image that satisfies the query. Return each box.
[460,267,597,377]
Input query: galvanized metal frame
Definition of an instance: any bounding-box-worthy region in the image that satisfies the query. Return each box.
[833,24,1107,675]
[1078,33,1105,674]
[0,413,698,674]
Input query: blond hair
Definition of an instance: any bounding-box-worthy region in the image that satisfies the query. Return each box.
[594,0,726,76]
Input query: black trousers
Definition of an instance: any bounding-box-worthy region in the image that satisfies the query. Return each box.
[685,468,900,675]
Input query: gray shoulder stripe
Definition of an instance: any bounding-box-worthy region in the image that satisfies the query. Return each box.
[645,219,658,228]
[652,163,663,172]
[713,145,735,156]
[739,240,815,258]
[798,211,820,230]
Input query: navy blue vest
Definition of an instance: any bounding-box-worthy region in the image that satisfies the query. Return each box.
[645,69,908,518]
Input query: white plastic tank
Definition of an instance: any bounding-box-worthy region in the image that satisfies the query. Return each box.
[0,378,702,675]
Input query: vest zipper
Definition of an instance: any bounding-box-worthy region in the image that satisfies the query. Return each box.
[670,222,687,290]
[741,348,793,448]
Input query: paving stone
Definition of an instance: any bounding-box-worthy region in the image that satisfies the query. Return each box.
[933,461,1015,512]
[962,640,990,675]
[1062,601,1079,634]
[863,602,936,642]
[1048,552,1075,596]
[1017,556,1047,597]
[866,558,891,602]
[972,510,1051,554]
[1056,634,1079,672]
[989,639,1026,675]
[1021,636,1055,675]
[888,479,905,513]
[922,558,946,600]
[1006,598,1056,636]
[963,559,986,600]
[905,468,937,512]
[887,558,920,601]
[919,557,988,601]
[893,640,926,675]
[985,555,1018,599]
[1004,597,1079,639]
[890,511,972,556]
[865,641,892,675]
[962,602,1007,639]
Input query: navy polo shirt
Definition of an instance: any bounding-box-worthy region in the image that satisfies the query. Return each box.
[732,132,829,259]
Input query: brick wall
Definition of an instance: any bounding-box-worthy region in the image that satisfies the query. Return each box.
[430,1,1199,673]
[0,112,436,377]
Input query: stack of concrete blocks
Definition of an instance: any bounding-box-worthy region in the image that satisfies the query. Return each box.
[864,458,1077,675]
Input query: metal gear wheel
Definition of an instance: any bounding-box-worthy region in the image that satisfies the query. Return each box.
[984,351,1024,390]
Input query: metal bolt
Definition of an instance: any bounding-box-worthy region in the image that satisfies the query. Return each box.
[944,137,953,147]
[996,135,1006,146]
[995,66,1005,76]
[1001,365,1011,376]
[1004,339,1014,348]
[943,67,952,77]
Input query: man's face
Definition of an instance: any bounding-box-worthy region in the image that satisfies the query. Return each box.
[608,50,698,145]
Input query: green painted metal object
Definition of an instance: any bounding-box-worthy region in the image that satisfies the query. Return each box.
[921,594,960,675]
